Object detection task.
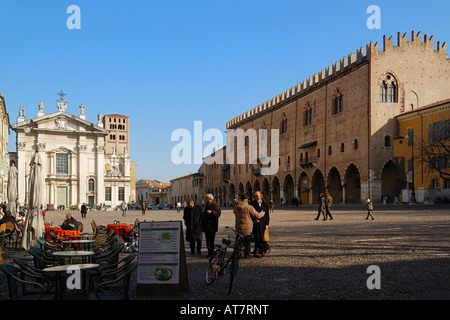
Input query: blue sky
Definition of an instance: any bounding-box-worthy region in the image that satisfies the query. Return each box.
[1,0,450,182]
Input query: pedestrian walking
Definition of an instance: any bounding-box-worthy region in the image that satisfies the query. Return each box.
[183,200,203,254]
[141,202,146,215]
[201,193,221,258]
[366,198,375,220]
[121,201,127,217]
[269,200,274,212]
[234,193,266,258]
[314,193,326,220]
[325,192,333,220]
[80,203,87,218]
[250,191,270,257]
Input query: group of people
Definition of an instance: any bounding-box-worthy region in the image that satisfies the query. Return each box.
[183,191,270,260]
[315,192,375,220]
[315,192,334,221]
[0,205,27,235]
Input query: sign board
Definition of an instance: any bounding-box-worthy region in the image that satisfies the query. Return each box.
[137,220,188,296]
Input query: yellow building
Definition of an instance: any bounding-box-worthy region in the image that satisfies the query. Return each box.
[394,99,450,203]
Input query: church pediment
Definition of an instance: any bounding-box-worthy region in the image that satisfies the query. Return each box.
[49,146,75,154]
[11,111,108,135]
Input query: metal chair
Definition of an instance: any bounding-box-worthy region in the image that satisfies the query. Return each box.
[89,261,137,300]
[0,263,56,300]
[28,246,64,269]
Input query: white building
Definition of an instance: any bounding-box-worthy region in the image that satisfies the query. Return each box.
[10,99,131,209]
[136,179,171,206]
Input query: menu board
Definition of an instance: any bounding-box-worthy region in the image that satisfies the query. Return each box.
[137,221,181,284]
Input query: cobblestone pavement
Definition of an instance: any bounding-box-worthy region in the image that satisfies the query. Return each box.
[1,204,450,301]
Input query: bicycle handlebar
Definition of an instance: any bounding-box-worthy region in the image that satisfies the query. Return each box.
[226,226,252,238]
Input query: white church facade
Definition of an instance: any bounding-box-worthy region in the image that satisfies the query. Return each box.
[10,98,131,210]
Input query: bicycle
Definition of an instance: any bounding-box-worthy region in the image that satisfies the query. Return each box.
[205,226,252,295]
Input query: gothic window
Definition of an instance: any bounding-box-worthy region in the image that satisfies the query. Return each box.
[280,113,288,134]
[379,72,398,102]
[304,102,312,125]
[380,82,387,102]
[328,145,332,156]
[332,88,343,114]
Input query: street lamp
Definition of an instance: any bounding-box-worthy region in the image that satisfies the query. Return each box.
[404,133,417,203]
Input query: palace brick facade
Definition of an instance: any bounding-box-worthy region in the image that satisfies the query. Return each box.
[206,31,450,205]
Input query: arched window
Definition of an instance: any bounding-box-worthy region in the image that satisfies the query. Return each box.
[332,88,343,114]
[379,72,398,103]
[340,142,345,153]
[388,83,396,102]
[328,145,332,155]
[380,82,387,102]
[280,113,288,134]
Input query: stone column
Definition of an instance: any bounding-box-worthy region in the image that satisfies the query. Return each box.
[96,144,105,205]
[78,142,87,207]
[17,142,27,206]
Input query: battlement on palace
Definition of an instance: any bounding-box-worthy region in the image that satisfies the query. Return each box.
[226,31,448,129]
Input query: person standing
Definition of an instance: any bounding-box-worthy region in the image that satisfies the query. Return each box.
[234,193,266,258]
[201,193,221,258]
[250,191,270,257]
[366,198,375,220]
[269,200,274,212]
[183,200,203,254]
[121,201,127,217]
[80,203,87,218]
[141,202,146,215]
[325,192,333,220]
[314,193,326,220]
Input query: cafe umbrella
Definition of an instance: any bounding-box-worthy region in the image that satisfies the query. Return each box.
[21,153,45,250]
[7,162,18,217]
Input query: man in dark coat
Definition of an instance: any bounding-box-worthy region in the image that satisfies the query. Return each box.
[183,200,203,254]
[250,191,270,257]
[80,203,88,218]
[201,193,221,258]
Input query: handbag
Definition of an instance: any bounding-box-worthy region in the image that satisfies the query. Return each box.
[263,227,270,242]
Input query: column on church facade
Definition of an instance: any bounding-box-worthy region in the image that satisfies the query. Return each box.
[70,152,77,208]
[77,140,87,207]
[96,142,105,206]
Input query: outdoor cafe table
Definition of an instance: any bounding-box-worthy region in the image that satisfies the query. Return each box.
[45,226,81,240]
[62,239,95,251]
[51,250,96,264]
[107,223,132,240]
[68,234,94,239]
[42,263,99,300]
[63,240,95,250]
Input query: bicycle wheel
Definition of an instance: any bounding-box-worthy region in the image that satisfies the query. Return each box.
[227,251,239,295]
[205,249,222,285]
